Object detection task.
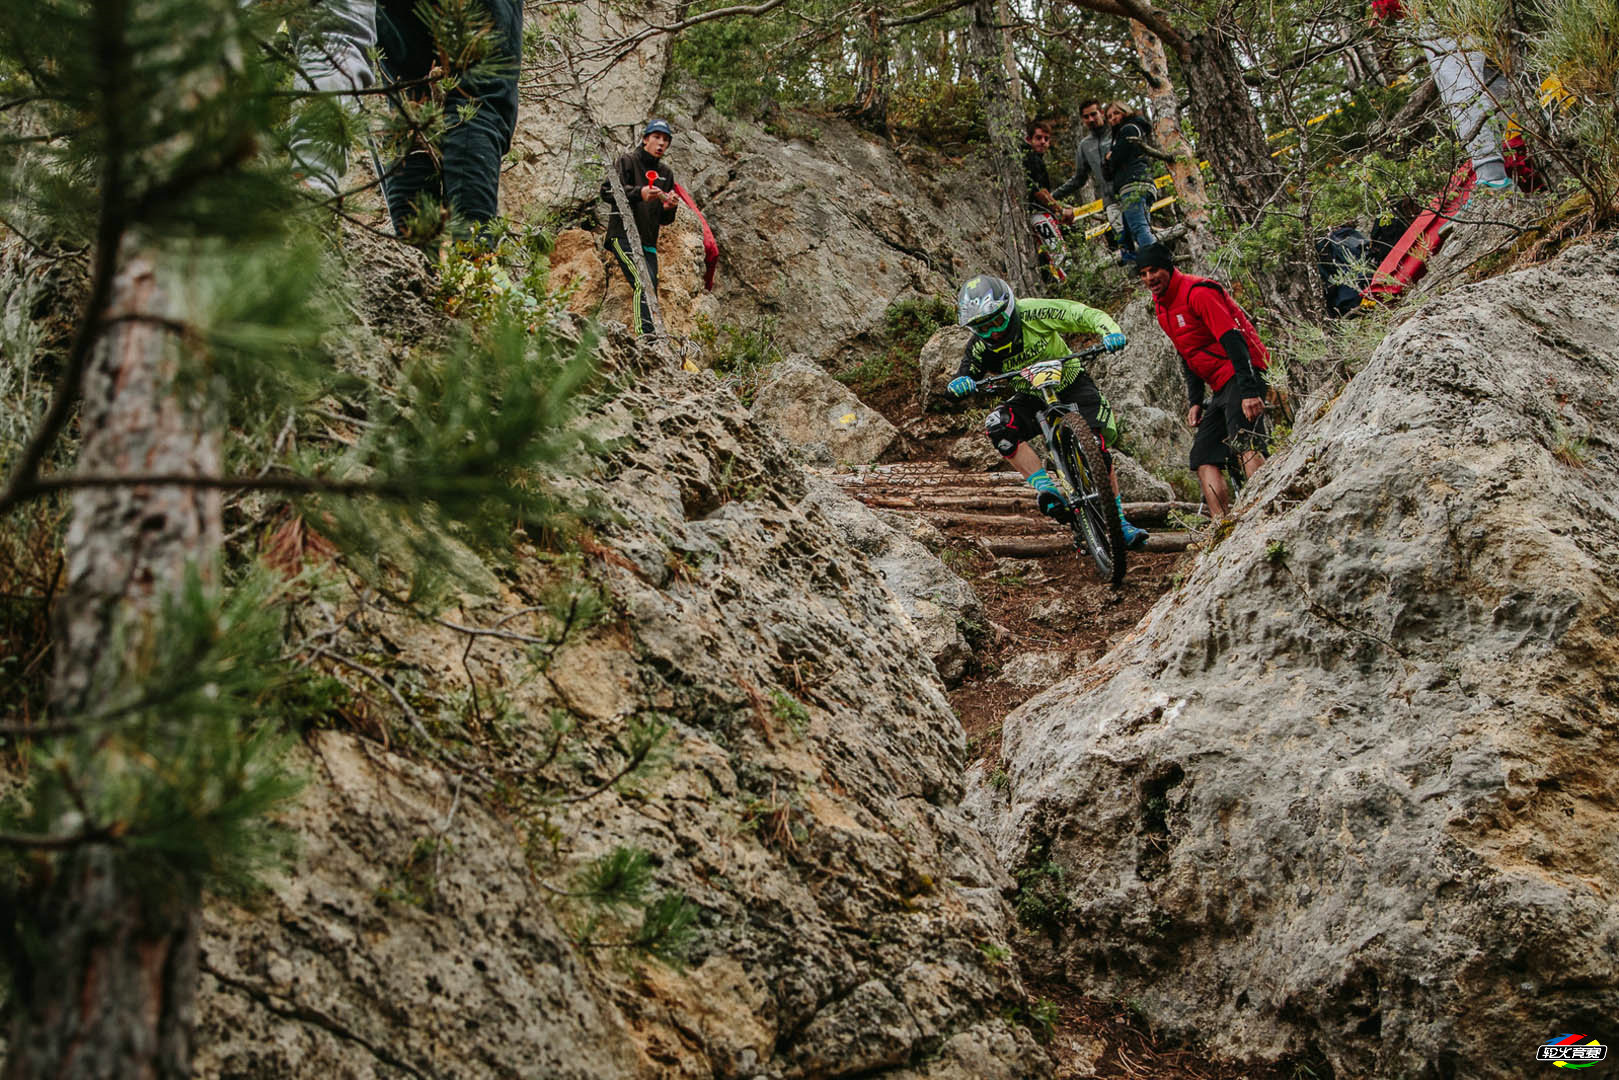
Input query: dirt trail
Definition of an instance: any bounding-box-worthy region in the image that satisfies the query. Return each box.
[832,461,1187,768]
[834,458,1318,1080]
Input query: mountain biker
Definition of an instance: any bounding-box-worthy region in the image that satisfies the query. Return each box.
[948,274,1150,550]
[1134,243,1270,518]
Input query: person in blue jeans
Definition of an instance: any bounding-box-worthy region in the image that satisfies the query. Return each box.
[377,0,523,242]
[1104,102,1160,258]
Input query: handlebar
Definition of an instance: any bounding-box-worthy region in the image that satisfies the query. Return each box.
[971,344,1111,390]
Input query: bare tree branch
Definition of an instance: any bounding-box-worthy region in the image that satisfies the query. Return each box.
[882,0,974,29]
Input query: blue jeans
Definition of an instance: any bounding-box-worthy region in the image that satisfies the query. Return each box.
[1116,182,1157,250]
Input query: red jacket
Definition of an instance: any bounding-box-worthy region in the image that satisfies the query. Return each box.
[1152,270,1268,397]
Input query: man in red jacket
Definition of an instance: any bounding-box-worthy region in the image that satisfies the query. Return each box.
[1135,243,1270,517]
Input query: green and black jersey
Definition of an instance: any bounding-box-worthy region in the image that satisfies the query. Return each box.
[957,298,1122,394]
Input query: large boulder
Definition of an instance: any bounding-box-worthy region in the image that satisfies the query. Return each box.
[645,87,1002,367]
[548,220,718,339]
[919,325,975,411]
[503,0,673,216]
[801,476,987,685]
[1112,449,1174,501]
[178,264,1050,1075]
[752,355,900,464]
[971,243,1619,1077]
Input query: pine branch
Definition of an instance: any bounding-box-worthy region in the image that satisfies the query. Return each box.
[0,0,136,520]
[0,825,122,851]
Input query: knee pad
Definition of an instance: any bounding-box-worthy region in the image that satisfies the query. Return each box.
[984,406,1021,457]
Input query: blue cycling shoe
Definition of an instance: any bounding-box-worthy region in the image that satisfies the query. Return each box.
[1121,519,1150,550]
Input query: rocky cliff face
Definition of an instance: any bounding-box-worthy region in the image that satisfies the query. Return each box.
[184,232,1048,1077]
[969,242,1619,1077]
[543,82,1004,367]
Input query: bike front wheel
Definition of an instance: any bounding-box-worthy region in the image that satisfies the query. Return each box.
[1054,413,1126,587]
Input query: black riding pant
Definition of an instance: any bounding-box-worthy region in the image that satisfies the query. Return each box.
[985,373,1118,456]
[378,0,522,238]
[606,234,659,337]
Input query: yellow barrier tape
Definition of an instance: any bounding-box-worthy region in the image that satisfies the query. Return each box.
[1540,73,1575,110]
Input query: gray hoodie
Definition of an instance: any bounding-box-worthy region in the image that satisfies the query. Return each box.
[1052,126,1114,205]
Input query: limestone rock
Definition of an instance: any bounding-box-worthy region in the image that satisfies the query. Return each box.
[947,432,1005,471]
[503,0,673,216]
[195,733,640,1080]
[752,356,899,464]
[920,325,975,411]
[599,213,717,340]
[997,650,1070,690]
[184,297,1047,1076]
[1112,449,1174,502]
[976,243,1619,1077]
[801,475,986,685]
[615,87,1003,367]
[548,227,607,317]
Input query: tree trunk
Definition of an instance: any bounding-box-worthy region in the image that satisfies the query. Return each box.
[4,254,219,1080]
[1179,29,1320,321]
[1128,19,1214,263]
[1179,29,1279,227]
[969,0,1038,291]
[852,6,891,136]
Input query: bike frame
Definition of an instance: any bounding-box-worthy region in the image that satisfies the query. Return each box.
[973,346,1107,506]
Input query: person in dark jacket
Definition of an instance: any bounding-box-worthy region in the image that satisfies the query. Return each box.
[600,119,679,337]
[1103,102,1159,256]
[1316,223,1372,318]
[377,0,522,242]
[1022,119,1076,284]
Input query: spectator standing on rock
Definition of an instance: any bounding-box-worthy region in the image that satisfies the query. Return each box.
[1052,99,1124,253]
[1103,102,1162,259]
[601,119,680,337]
[1134,243,1270,518]
[1370,0,1516,193]
[947,274,1151,549]
[374,0,523,243]
[1023,119,1077,284]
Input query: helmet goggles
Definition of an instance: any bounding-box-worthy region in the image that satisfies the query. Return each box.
[969,308,1013,338]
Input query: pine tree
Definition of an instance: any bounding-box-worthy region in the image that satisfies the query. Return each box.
[0,2,590,1074]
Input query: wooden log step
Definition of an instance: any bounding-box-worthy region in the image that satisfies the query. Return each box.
[860,493,1032,512]
[866,497,1202,524]
[921,511,1043,529]
[984,531,1196,558]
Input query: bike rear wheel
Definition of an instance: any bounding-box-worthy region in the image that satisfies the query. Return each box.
[1053,413,1126,586]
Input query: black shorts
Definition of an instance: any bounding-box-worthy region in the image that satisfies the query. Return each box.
[985,373,1118,457]
[1189,378,1268,470]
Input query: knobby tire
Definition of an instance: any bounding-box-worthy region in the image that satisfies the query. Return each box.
[1055,414,1126,587]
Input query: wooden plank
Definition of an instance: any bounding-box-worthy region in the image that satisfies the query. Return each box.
[984,531,1196,558]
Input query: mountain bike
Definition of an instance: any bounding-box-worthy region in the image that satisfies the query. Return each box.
[973,345,1126,586]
